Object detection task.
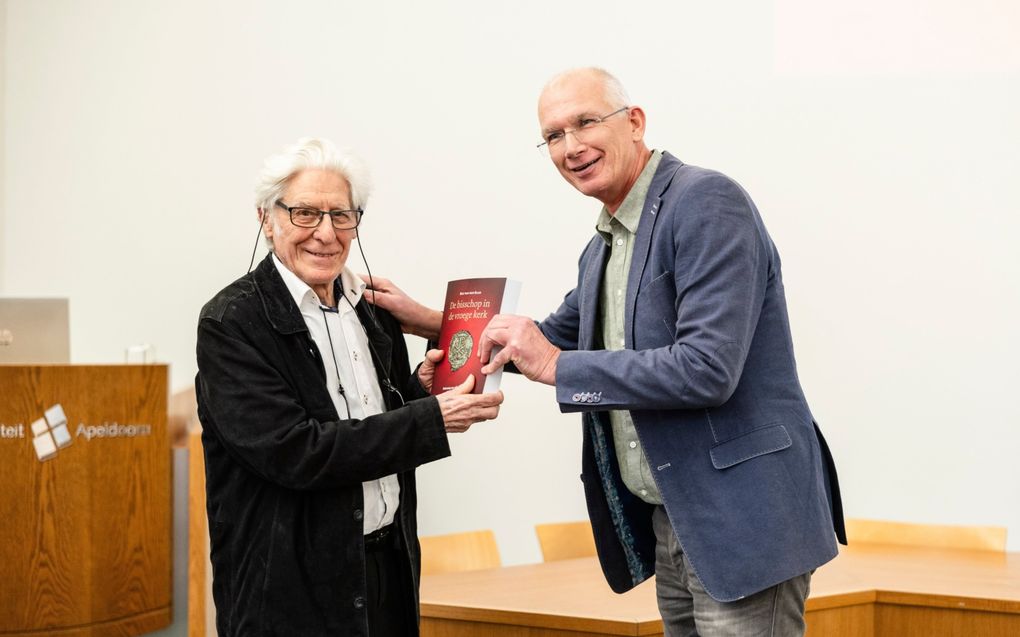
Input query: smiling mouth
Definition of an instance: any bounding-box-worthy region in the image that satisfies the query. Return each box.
[306,250,338,258]
[570,157,599,173]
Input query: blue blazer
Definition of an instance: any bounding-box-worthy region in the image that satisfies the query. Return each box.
[541,152,846,602]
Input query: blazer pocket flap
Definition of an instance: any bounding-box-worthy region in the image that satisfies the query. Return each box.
[710,424,792,470]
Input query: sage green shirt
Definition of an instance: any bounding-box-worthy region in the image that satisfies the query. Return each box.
[596,149,664,505]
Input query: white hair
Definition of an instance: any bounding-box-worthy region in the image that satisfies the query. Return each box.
[543,67,631,109]
[255,137,372,249]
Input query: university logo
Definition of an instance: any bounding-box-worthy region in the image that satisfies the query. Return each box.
[31,404,72,461]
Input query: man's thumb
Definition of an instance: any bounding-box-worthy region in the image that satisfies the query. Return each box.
[453,374,475,394]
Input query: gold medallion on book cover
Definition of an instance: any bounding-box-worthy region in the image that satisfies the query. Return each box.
[448,330,473,371]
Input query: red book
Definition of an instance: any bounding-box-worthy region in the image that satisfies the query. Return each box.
[430,278,521,395]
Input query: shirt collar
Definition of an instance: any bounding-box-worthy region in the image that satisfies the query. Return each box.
[596,149,664,244]
[338,269,368,309]
[271,254,367,312]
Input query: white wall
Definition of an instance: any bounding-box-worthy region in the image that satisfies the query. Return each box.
[0,0,6,292]
[3,0,1018,571]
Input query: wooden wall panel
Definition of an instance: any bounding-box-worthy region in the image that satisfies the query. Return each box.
[187,426,208,637]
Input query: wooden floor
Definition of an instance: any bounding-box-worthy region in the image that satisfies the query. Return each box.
[420,543,1020,636]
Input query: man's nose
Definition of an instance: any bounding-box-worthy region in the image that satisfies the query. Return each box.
[313,215,338,241]
[563,130,587,157]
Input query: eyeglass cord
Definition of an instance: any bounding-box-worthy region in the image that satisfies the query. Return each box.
[320,306,352,418]
[339,286,405,407]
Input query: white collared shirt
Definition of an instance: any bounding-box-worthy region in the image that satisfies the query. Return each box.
[272,254,400,534]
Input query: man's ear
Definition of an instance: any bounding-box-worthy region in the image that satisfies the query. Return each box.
[257,207,273,240]
[628,106,647,142]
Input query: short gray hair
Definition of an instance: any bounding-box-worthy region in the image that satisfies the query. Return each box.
[543,67,631,109]
[255,136,372,220]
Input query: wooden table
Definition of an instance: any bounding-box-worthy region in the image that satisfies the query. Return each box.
[420,544,1020,636]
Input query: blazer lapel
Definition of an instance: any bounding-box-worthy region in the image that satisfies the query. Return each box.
[579,239,609,350]
[625,153,684,347]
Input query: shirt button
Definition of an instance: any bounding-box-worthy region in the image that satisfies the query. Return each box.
[640,489,648,496]
[629,441,637,449]
[353,509,364,521]
[616,238,624,246]
[617,289,622,296]
[353,596,365,609]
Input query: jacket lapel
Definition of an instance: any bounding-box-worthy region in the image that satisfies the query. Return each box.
[625,153,684,346]
[579,239,608,350]
[252,254,308,335]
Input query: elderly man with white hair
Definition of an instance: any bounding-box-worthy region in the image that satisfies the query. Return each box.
[195,137,503,637]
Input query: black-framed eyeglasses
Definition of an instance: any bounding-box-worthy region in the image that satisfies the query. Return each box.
[274,201,363,229]
[536,106,630,154]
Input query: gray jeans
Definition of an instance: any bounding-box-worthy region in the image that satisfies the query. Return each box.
[652,506,811,637]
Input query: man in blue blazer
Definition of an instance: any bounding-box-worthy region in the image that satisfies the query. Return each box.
[370,67,845,636]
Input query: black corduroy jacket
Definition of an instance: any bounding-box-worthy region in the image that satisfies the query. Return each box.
[195,254,449,637]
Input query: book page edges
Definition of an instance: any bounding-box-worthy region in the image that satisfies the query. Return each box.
[482,279,522,393]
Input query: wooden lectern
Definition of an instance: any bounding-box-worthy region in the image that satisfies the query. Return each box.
[0,365,171,637]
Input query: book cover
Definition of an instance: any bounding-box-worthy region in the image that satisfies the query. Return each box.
[430,278,521,395]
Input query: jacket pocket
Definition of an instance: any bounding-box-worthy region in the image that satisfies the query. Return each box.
[709,424,792,470]
[635,270,677,346]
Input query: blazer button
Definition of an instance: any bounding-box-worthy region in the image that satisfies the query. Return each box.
[353,596,365,609]
[572,393,581,402]
[353,509,363,521]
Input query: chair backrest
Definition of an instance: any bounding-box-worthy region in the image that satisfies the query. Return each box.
[846,518,1007,552]
[535,520,597,562]
[419,530,501,576]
